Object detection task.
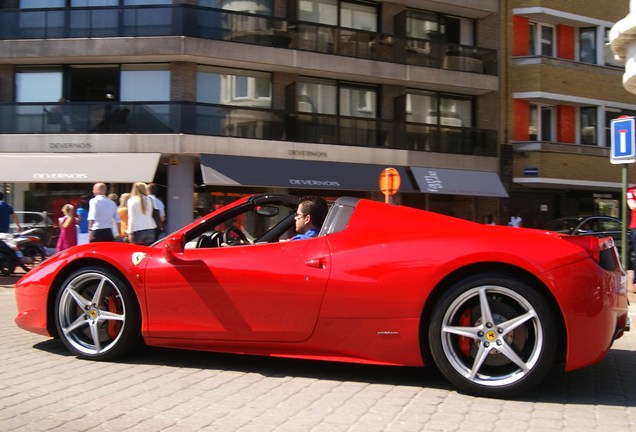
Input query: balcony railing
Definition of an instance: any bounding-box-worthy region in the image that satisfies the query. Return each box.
[0,5,497,76]
[0,102,497,157]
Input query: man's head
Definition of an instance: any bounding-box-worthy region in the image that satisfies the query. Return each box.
[147,183,158,195]
[92,183,107,196]
[295,195,328,235]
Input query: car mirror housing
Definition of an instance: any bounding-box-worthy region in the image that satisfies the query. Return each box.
[163,233,185,261]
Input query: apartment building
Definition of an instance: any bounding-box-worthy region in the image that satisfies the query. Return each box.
[0,0,503,232]
[505,0,636,228]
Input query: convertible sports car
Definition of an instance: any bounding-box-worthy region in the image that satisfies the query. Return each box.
[14,194,629,398]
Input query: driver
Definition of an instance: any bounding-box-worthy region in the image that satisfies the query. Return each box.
[291,195,328,240]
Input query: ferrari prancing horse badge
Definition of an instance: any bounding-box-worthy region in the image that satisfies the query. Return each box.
[132,252,146,266]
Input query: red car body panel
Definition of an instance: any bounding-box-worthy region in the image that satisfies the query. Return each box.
[14,195,629,371]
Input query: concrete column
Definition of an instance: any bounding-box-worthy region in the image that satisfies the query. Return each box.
[167,155,196,233]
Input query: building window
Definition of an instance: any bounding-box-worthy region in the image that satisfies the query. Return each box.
[404,9,474,45]
[340,1,376,31]
[199,0,273,14]
[529,103,555,141]
[580,107,596,145]
[579,27,596,64]
[197,66,272,107]
[299,0,338,25]
[297,77,337,114]
[16,67,63,102]
[297,78,376,118]
[120,64,170,102]
[298,0,377,30]
[529,22,555,56]
[406,91,472,127]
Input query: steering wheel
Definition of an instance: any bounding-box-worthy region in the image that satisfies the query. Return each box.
[223,226,248,245]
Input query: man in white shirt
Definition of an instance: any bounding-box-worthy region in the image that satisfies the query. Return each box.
[88,183,120,242]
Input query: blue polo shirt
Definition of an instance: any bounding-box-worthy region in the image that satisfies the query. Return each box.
[291,228,319,240]
[0,200,14,233]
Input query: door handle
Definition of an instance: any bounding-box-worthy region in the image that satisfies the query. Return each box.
[305,257,326,269]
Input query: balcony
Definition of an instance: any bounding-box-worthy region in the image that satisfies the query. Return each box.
[0,101,497,157]
[0,5,497,76]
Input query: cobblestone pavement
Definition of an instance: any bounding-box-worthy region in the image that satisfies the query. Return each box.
[2,274,636,432]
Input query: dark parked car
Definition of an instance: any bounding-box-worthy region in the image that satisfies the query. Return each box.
[543,215,633,268]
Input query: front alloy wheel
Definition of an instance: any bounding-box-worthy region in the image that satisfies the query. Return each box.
[429,275,557,398]
[55,267,141,360]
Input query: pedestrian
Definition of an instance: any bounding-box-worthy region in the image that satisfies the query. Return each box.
[56,204,78,252]
[127,182,157,245]
[0,191,21,233]
[147,183,166,239]
[76,199,89,245]
[509,211,522,228]
[88,183,120,242]
[118,192,130,242]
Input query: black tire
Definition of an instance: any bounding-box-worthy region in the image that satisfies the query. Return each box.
[428,274,557,398]
[54,266,142,360]
[21,243,47,270]
[0,251,16,276]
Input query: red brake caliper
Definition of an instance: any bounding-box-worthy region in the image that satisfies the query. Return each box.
[459,308,472,356]
[107,295,122,338]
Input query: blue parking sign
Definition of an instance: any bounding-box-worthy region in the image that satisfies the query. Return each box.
[611,116,636,164]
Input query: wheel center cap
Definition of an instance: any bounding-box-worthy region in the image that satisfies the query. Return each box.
[485,330,497,342]
[88,309,99,320]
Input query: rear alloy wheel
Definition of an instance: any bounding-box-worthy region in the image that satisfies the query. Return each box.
[55,267,141,360]
[428,274,557,398]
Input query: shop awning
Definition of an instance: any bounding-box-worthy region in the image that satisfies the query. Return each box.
[200,154,417,192]
[0,153,160,183]
[411,167,509,197]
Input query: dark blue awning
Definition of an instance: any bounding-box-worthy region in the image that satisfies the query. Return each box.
[201,154,417,192]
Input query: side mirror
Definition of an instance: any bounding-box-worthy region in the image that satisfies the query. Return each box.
[163,232,185,261]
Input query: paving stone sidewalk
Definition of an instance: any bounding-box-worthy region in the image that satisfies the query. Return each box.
[1,275,636,432]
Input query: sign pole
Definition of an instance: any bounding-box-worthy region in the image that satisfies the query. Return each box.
[610,116,636,270]
[622,164,628,269]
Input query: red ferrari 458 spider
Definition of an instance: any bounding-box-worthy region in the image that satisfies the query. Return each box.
[14,194,630,398]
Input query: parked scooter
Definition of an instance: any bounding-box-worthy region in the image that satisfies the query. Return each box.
[0,234,33,276]
[13,229,48,268]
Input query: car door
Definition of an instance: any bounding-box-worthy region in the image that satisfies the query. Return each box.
[143,236,331,342]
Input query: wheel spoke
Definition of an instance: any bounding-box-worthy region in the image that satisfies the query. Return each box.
[99,310,125,322]
[91,276,108,307]
[89,322,102,353]
[478,287,494,325]
[62,315,88,335]
[498,310,536,335]
[66,285,90,308]
[468,343,489,380]
[443,324,481,340]
[497,341,530,372]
